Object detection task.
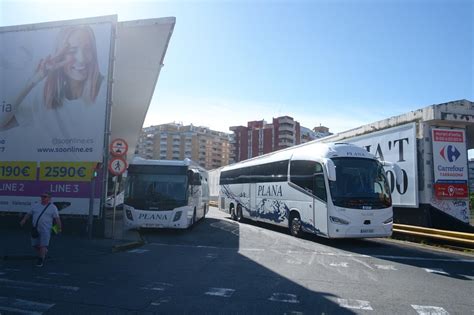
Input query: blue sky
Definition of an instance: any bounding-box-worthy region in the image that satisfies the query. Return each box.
[1,0,472,135]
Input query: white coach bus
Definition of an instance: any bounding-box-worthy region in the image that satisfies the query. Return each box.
[219,142,400,238]
[123,157,209,229]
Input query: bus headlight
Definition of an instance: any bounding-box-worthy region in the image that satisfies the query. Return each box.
[383,217,393,224]
[173,211,182,222]
[330,216,349,225]
[125,209,134,221]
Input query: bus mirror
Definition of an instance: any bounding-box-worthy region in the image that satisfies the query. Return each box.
[324,159,336,181]
[187,170,201,186]
[194,173,201,186]
[381,161,403,186]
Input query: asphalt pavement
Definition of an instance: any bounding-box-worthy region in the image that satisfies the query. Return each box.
[1,207,143,266]
[0,207,473,314]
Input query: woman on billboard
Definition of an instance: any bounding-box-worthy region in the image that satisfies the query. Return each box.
[0,23,110,162]
[0,25,104,130]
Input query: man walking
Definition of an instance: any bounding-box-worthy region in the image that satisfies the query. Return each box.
[20,192,62,267]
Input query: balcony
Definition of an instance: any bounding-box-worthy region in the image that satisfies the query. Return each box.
[278,117,294,125]
[278,124,294,132]
[278,133,294,140]
[278,139,294,147]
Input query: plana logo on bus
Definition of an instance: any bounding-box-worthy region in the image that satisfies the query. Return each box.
[257,184,283,197]
[138,213,168,221]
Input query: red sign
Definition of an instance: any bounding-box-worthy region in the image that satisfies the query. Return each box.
[110,138,128,157]
[108,157,127,176]
[434,183,468,199]
[433,130,464,143]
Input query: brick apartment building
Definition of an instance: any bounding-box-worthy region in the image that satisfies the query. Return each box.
[229,116,331,163]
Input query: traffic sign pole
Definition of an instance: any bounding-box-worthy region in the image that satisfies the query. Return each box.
[87,162,101,240]
[112,175,119,239]
[107,139,128,240]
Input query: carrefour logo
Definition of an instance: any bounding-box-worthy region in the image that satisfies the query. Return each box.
[440,145,461,162]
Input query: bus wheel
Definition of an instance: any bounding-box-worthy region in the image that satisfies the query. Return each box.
[230,206,236,220]
[289,213,302,237]
[236,205,244,222]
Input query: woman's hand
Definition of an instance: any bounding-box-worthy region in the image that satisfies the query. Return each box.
[0,45,72,129]
[30,45,70,86]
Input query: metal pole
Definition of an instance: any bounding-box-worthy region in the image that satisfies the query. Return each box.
[87,177,96,239]
[111,176,118,239]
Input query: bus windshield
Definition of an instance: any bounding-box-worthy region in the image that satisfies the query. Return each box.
[329,158,391,209]
[125,170,188,211]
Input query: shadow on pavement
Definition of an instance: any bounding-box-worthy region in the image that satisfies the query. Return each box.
[137,214,356,314]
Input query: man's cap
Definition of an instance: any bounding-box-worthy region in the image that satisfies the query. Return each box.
[41,192,52,198]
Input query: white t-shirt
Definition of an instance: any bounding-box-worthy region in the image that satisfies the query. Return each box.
[29,202,59,233]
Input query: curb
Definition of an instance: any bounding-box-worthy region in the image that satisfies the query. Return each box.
[112,240,145,252]
[111,231,146,252]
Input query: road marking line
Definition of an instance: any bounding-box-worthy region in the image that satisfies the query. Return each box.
[337,298,373,310]
[47,272,70,276]
[286,259,303,265]
[373,255,474,263]
[205,288,235,297]
[375,264,398,270]
[149,243,264,251]
[424,268,449,275]
[2,285,35,291]
[147,243,474,263]
[269,293,299,304]
[0,306,43,315]
[141,282,174,291]
[150,297,171,306]
[0,296,54,314]
[128,249,149,254]
[286,250,303,265]
[0,279,79,291]
[411,305,449,314]
[307,252,316,265]
[350,257,374,270]
[330,262,348,268]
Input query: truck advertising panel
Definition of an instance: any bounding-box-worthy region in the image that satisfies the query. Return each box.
[430,128,469,222]
[0,16,115,215]
[343,123,418,207]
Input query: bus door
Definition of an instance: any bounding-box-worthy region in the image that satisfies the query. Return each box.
[289,160,328,235]
[313,171,328,236]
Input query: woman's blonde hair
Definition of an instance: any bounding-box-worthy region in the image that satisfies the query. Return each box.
[43,25,103,108]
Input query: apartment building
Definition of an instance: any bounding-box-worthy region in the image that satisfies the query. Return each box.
[229,116,331,163]
[136,123,230,169]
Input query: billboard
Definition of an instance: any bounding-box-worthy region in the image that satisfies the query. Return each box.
[342,123,418,207]
[0,16,116,215]
[432,128,469,199]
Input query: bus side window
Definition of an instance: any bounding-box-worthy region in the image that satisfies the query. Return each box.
[290,160,327,202]
[289,161,312,193]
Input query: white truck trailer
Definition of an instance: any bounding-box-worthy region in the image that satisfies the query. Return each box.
[317,99,473,232]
